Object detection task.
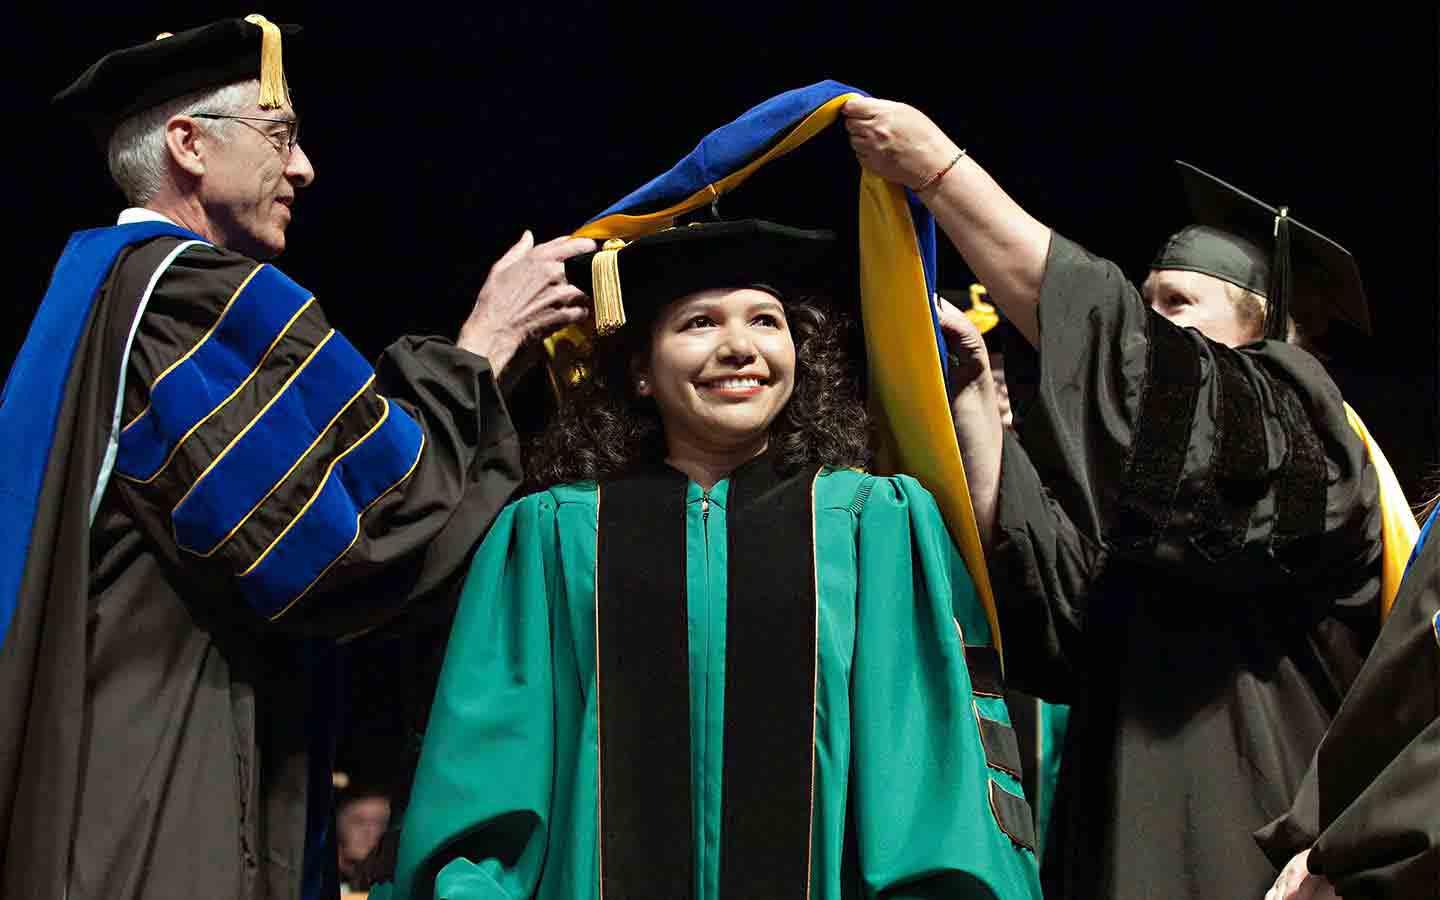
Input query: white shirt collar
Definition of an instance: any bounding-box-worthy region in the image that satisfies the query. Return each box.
[116,207,181,227]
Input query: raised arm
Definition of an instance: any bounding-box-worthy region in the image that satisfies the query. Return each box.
[842,96,1049,346]
[934,293,1004,549]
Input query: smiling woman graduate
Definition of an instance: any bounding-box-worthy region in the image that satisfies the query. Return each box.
[373,219,1044,900]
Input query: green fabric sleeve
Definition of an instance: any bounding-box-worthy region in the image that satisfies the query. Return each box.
[387,494,560,900]
[849,476,1041,900]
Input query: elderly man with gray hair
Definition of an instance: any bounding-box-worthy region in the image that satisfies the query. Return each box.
[0,16,593,900]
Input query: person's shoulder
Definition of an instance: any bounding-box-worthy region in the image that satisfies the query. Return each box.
[105,231,211,283]
[815,465,867,508]
[106,230,251,270]
[172,242,280,282]
[1244,339,1341,391]
[1242,340,1353,432]
[506,481,598,516]
[1045,230,1132,283]
[816,467,936,512]
[546,480,598,506]
[129,238,269,301]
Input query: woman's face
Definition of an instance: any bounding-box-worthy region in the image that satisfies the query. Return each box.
[640,287,797,453]
[1143,269,1263,348]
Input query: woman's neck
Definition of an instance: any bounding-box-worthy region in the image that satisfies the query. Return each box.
[664,433,770,491]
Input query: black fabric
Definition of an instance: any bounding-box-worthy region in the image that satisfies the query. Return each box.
[720,458,821,900]
[52,17,302,138]
[1271,377,1329,556]
[1257,530,1440,899]
[1151,224,1271,297]
[564,219,837,331]
[1004,690,1042,822]
[966,645,1006,698]
[1193,347,1267,561]
[1108,313,1202,555]
[1266,213,1293,341]
[989,782,1038,853]
[977,715,1024,780]
[987,233,1381,900]
[595,467,693,900]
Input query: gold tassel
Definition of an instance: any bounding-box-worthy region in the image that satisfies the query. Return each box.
[244,14,291,110]
[591,238,628,335]
[965,284,1000,334]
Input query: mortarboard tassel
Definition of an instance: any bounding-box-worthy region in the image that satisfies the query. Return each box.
[964,285,1000,334]
[244,14,291,110]
[591,239,628,335]
[1266,206,1292,340]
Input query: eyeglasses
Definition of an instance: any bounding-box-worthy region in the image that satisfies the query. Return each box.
[192,113,300,156]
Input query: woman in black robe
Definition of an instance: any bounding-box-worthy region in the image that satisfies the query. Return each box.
[839,96,1389,900]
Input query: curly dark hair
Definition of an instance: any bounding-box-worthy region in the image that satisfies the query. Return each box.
[526,297,870,489]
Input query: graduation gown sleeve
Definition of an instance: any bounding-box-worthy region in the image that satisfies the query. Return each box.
[1255,517,1440,899]
[986,233,1381,700]
[849,476,1042,899]
[378,492,564,900]
[107,240,523,636]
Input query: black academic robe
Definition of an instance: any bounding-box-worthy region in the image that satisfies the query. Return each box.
[987,234,1382,900]
[0,235,521,900]
[1255,511,1439,899]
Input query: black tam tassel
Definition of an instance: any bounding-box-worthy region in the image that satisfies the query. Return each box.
[1266,207,1292,340]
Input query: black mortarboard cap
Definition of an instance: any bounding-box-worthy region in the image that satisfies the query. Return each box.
[52,15,299,140]
[564,219,838,335]
[1150,160,1370,339]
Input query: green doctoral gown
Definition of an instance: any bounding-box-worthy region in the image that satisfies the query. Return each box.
[375,458,1041,900]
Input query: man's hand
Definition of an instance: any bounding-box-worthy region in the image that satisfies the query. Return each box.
[1267,849,1343,900]
[841,97,962,192]
[457,231,597,378]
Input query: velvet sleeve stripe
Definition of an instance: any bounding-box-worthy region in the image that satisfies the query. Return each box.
[964,644,1005,698]
[94,238,212,521]
[976,712,1025,779]
[953,617,1038,848]
[242,397,425,620]
[988,781,1038,852]
[1109,313,1203,554]
[187,373,375,559]
[1271,379,1328,552]
[169,328,377,555]
[119,260,263,432]
[116,263,314,482]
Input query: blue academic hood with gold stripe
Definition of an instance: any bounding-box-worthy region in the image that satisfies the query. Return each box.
[0,221,202,648]
[551,80,1007,659]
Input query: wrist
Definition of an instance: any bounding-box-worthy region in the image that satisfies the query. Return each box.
[950,368,1000,422]
[914,144,967,196]
[457,325,515,373]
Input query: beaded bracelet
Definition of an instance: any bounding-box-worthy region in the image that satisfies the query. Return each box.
[915,148,967,194]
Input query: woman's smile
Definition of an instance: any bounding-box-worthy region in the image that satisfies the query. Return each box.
[694,373,769,399]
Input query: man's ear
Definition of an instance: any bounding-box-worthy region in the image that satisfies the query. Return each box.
[164,115,206,178]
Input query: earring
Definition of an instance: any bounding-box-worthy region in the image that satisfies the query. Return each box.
[636,378,648,394]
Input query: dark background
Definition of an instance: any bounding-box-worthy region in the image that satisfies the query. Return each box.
[12,3,1438,488]
[10,2,1439,786]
